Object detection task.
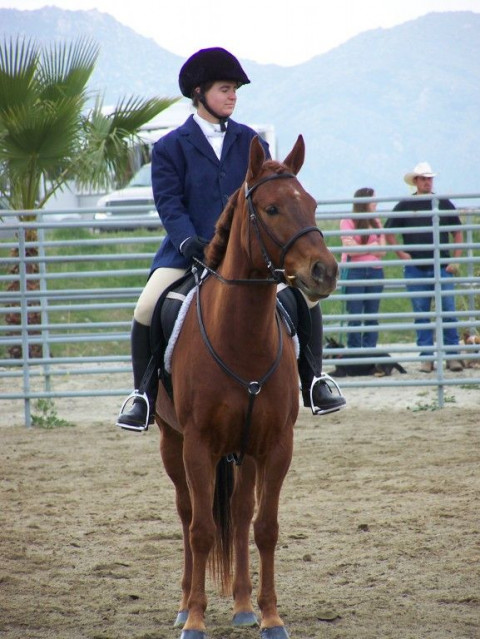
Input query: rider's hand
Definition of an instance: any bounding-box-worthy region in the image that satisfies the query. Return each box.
[181,236,209,262]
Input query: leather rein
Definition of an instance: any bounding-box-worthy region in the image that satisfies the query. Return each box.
[194,171,322,465]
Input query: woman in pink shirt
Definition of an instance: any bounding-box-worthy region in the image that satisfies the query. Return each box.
[340,187,386,349]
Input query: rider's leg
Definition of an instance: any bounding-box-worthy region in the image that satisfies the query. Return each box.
[116,267,185,432]
[277,285,346,415]
[116,319,156,430]
[298,302,346,415]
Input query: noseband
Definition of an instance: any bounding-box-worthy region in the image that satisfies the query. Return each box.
[245,172,323,283]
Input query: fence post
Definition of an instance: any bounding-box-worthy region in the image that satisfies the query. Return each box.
[431,198,445,408]
[18,228,32,427]
[38,225,52,392]
[464,210,476,334]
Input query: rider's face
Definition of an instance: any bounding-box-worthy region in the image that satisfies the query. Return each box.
[198,81,238,122]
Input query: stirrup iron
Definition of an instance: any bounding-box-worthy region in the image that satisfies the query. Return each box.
[116,390,150,432]
[309,372,345,416]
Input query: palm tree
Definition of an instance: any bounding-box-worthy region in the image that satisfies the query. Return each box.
[0,36,178,357]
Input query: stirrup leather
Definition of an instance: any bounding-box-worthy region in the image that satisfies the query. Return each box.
[116,390,150,432]
[309,372,345,416]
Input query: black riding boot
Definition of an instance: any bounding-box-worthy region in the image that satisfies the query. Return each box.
[277,288,346,415]
[298,304,346,415]
[116,320,157,432]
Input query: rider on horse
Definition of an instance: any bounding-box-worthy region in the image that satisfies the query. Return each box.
[116,47,346,432]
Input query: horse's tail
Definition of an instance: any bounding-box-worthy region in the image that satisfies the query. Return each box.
[210,456,234,595]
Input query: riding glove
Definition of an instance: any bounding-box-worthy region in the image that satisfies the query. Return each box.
[181,236,209,262]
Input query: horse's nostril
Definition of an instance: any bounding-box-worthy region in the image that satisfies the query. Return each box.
[312,261,325,282]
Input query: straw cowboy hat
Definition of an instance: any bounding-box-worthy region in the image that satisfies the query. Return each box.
[404,162,437,186]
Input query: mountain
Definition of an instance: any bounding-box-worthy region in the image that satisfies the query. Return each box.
[1,7,479,199]
[0,7,183,98]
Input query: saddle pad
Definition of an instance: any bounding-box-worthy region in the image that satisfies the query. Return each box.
[164,287,196,373]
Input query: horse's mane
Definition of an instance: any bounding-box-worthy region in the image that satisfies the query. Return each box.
[204,188,240,270]
[204,160,290,270]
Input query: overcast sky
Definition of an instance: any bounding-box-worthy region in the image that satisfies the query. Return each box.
[2,0,480,65]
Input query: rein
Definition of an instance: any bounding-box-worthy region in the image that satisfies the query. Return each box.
[194,171,319,465]
[194,267,283,466]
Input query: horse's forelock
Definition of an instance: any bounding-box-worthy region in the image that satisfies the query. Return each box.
[262,159,289,175]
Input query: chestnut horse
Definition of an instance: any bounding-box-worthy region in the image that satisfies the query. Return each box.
[155,135,338,639]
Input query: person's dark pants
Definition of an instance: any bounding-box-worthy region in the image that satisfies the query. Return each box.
[404,264,459,356]
[344,266,384,349]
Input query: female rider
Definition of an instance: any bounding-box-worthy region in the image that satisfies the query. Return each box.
[117,47,345,431]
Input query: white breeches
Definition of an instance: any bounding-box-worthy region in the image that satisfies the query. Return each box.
[134,268,186,326]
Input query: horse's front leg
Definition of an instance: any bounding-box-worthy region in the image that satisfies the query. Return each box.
[181,434,217,636]
[158,421,192,628]
[254,435,293,638]
[231,455,258,627]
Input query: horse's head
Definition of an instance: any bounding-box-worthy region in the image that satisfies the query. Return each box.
[244,135,338,301]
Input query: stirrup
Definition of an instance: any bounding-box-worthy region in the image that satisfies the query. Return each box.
[309,372,345,416]
[116,390,150,432]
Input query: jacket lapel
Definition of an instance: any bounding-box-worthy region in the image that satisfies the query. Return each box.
[221,123,238,162]
[179,115,219,165]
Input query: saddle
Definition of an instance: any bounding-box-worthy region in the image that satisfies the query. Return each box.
[148,270,195,398]
[147,271,301,401]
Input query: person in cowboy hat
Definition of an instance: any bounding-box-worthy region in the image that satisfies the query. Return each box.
[385,162,464,373]
[116,47,345,432]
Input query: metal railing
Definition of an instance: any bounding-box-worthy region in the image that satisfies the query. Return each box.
[1,193,479,426]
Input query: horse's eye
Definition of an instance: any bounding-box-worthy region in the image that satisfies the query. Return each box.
[265,205,279,216]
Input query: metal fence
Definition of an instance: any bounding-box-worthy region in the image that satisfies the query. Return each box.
[1,193,479,426]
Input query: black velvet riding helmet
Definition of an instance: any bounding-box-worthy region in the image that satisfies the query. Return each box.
[178,47,250,98]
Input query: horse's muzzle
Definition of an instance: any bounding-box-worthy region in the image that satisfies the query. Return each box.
[287,259,338,301]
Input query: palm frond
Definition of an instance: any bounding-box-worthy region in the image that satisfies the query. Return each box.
[109,95,179,134]
[0,36,179,208]
[0,37,39,112]
[0,97,82,165]
[38,38,99,101]
[74,96,179,191]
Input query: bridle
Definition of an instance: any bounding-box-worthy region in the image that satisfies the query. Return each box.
[244,172,323,283]
[197,171,323,285]
[193,171,323,465]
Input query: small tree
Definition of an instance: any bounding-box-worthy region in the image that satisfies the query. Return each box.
[0,36,178,357]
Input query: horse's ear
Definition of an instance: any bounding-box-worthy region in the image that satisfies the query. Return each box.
[282,134,305,175]
[246,136,266,183]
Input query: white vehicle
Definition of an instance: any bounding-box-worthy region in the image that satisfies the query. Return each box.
[94,163,159,231]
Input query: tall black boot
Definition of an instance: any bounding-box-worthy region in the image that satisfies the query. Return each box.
[298,304,346,415]
[116,320,157,432]
[277,288,346,415]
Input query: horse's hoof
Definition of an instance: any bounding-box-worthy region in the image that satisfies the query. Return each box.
[180,630,207,639]
[232,611,259,627]
[174,610,188,628]
[260,626,290,639]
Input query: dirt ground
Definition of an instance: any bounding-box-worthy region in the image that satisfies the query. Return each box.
[1,375,479,639]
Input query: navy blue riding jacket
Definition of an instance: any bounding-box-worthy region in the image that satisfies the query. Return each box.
[150,115,270,272]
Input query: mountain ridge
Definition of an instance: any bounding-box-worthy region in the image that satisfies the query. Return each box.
[1,7,479,199]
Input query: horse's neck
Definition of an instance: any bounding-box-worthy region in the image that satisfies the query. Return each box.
[206,260,279,343]
[205,209,280,339]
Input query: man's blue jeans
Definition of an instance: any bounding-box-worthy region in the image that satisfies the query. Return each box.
[344,266,384,349]
[404,264,460,356]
